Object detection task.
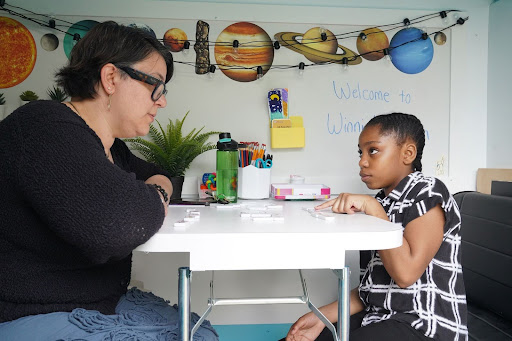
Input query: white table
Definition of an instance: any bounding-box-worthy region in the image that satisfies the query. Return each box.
[135,199,403,341]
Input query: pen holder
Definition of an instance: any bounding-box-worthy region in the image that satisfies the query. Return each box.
[238,165,271,199]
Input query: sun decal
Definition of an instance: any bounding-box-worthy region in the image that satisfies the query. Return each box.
[0,17,37,89]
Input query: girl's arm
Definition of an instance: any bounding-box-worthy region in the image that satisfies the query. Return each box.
[378,204,444,288]
[316,194,445,288]
[314,288,365,320]
[284,289,364,341]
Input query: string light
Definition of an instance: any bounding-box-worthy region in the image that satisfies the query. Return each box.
[298,62,305,77]
[3,1,460,50]
[452,13,467,25]
[182,40,190,55]
[383,48,392,63]
[0,4,468,77]
[319,27,327,41]
[341,57,349,71]
[232,39,239,54]
[256,66,263,80]
[208,64,216,79]
[419,26,429,40]
[440,11,449,25]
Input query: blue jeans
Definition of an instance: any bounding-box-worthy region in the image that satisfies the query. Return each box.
[0,288,218,341]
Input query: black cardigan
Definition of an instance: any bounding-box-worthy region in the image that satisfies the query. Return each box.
[0,101,170,322]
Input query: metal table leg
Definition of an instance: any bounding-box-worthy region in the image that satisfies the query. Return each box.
[181,267,350,341]
[333,267,350,341]
[178,267,191,341]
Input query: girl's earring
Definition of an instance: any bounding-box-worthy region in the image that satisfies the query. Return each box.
[107,93,112,110]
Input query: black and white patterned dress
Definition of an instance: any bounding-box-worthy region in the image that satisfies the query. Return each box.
[358,172,468,340]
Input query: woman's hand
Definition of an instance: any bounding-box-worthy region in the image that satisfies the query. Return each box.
[285,312,325,341]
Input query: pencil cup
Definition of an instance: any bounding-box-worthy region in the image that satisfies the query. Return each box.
[238,165,271,199]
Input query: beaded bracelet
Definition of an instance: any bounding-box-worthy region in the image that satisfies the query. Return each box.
[151,184,169,204]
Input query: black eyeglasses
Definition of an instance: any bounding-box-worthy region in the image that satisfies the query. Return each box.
[116,66,167,102]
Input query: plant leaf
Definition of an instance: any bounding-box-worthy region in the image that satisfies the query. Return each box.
[124,112,221,177]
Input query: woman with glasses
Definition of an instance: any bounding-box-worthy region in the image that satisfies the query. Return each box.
[0,21,218,340]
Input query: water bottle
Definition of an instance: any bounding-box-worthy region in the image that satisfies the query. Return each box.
[216,132,238,203]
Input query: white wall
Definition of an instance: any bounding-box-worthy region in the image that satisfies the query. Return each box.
[487,0,512,168]
[2,0,492,325]
[3,0,491,194]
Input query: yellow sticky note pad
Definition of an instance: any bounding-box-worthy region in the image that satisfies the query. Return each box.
[272,119,292,128]
[270,116,305,148]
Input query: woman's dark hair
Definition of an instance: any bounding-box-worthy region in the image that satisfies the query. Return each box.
[56,21,173,99]
[365,113,425,171]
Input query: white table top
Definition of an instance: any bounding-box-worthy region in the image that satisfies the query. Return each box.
[135,199,403,271]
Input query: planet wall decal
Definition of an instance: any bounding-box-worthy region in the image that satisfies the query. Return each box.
[128,23,157,39]
[214,22,274,82]
[275,27,362,65]
[356,27,389,61]
[300,27,337,63]
[41,33,59,51]
[389,27,433,74]
[434,32,447,45]
[63,20,99,60]
[0,17,37,89]
[164,28,188,52]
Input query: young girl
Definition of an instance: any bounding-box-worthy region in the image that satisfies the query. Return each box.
[283,113,467,341]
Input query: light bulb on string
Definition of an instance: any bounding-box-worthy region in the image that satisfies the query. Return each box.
[182,41,190,55]
[359,32,367,41]
[403,18,411,27]
[453,12,461,23]
[49,19,56,28]
[298,62,305,77]
[232,40,239,54]
[256,66,263,81]
[440,11,449,25]
[420,26,428,40]
[319,27,327,41]
[383,48,392,63]
[273,41,280,50]
[341,57,349,72]
[208,65,216,79]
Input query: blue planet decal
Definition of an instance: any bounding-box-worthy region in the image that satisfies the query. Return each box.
[389,27,433,74]
[63,20,99,60]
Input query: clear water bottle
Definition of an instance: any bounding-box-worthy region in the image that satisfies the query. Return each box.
[216,132,238,203]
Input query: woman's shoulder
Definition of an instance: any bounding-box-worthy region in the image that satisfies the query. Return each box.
[8,101,100,150]
[10,100,80,127]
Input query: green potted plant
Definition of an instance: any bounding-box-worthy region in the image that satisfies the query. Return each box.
[0,93,5,119]
[47,86,68,102]
[19,90,39,106]
[125,111,220,200]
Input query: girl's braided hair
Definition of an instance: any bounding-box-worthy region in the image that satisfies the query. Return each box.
[365,113,425,171]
